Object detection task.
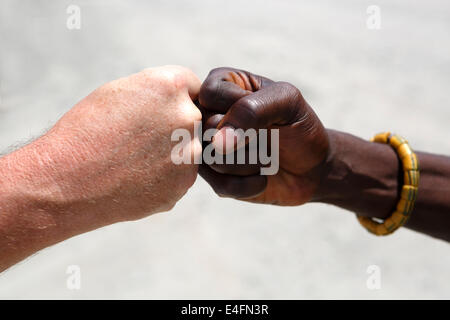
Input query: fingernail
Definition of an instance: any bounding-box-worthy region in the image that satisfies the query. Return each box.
[212,126,244,155]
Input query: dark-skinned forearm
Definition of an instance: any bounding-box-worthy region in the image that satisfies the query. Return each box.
[314,129,450,242]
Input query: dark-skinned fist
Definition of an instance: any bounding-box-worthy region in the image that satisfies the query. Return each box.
[198,67,330,206]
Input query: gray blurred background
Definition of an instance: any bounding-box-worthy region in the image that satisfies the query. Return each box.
[0,0,449,299]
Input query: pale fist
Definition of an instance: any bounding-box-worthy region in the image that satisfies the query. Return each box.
[31,66,201,224]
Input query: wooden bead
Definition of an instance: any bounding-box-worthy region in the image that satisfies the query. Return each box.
[376,223,389,235]
[383,217,396,232]
[398,143,413,159]
[372,132,390,144]
[358,216,379,234]
[402,153,419,170]
[396,199,414,215]
[404,170,420,187]
[389,134,408,149]
[392,211,408,225]
[401,185,418,201]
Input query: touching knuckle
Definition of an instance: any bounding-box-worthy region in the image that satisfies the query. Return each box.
[174,103,202,129]
[192,105,203,122]
[199,79,219,105]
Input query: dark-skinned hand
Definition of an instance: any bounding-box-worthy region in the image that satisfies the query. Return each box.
[198,67,330,205]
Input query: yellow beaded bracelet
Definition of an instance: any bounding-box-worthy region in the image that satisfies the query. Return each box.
[357,132,419,236]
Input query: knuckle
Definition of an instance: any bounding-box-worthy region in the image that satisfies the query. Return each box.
[201,67,237,100]
[142,65,187,77]
[157,70,183,88]
[140,65,191,92]
[215,179,237,198]
[211,181,227,197]
[277,81,303,98]
[186,102,202,122]
[274,81,305,120]
[175,102,202,128]
[235,97,260,124]
[167,201,177,211]
[199,78,220,105]
[215,188,229,198]
[159,198,178,213]
[97,79,121,94]
[189,104,202,122]
[209,67,232,76]
[241,96,260,110]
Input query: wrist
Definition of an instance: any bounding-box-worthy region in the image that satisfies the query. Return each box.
[313,129,401,219]
[313,129,355,203]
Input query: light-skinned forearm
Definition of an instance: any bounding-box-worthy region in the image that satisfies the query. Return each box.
[0,136,112,272]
